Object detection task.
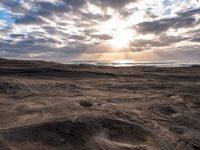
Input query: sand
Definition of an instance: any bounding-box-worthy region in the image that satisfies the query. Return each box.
[0,58,200,150]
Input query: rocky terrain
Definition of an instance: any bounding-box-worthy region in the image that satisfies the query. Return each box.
[0,58,199,150]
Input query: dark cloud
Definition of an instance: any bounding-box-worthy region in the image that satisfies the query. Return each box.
[62,0,87,8]
[131,39,166,47]
[36,1,67,16]
[136,17,197,34]
[153,47,200,63]
[0,0,28,14]
[15,4,61,24]
[15,15,46,24]
[9,34,25,39]
[0,0,20,8]
[15,0,133,25]
[136,21,169,34]
[35,0,87,16]
[130,35,189,51]
[90,34,112,40]
[191,37,200,42]
[80,13,111,21]
[14,0,136,25]
[0,37,59,57]
[83,29,98,34]
[136,7,200,34]
[177,8,200,18]
[89,0,136,9]
[15,0,87,24]
[69,35,86,40]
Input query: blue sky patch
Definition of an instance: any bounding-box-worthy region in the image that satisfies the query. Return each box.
[0,11,15,25]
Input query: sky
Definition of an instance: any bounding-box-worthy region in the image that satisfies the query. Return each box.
[0,0,200,63]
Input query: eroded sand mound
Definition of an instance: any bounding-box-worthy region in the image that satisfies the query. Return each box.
[1,117,164,150]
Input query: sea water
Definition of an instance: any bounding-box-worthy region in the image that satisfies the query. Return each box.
[67,61,198,67]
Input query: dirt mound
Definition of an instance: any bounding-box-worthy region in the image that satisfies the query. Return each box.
[0,117,169,150]
[0,80,34,98]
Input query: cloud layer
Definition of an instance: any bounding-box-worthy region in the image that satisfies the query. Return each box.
[0,0,200,63]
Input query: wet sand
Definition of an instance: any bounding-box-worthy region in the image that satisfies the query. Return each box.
[0,58,200,150]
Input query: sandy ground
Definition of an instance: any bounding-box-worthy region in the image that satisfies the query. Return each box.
[0,58,200,150]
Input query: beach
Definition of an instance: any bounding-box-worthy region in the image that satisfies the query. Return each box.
[0,58,200,150]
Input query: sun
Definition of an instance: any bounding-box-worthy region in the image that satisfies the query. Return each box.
[96,16,134,49]
[112,59,134,66]
[113,59,134,64]
[110,29,133,49]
